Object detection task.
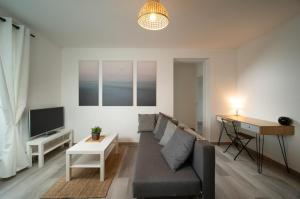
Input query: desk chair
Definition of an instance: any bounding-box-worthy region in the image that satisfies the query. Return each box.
[222,118,255,160]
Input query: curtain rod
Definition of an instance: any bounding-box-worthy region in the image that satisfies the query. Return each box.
[0,17,36,38]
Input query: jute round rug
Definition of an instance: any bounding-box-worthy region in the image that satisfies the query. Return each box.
[41,147,124,199]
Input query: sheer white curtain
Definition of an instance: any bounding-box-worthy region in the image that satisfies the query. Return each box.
[0,17,30,178]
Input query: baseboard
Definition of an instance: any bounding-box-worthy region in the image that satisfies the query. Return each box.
[119,142,138,146]
[212,142,300,178]
[210,141,231,145]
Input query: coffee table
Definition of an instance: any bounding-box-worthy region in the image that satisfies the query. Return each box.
[66,133,118,181]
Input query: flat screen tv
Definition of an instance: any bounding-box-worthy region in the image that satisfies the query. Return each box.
[29,107,64,138]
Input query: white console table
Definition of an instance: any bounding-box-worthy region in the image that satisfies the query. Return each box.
[26,129,73,168]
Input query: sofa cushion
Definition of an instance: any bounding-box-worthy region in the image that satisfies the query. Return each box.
[153,114,161,135]
[133,133,201,198]
[155,113,159,123]
[159,112,172,119]
[184,127,207,141]
[153,114,169,140]
[161,128,196,171]
[159,121,177,146]
[178,122,189,129]
[138,114,156,132]
[171,118,179,125]
[159,112,179,125]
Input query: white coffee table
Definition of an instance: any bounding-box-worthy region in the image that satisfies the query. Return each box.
[66,133,118,181]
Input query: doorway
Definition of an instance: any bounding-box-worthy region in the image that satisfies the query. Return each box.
[173,59,205,136]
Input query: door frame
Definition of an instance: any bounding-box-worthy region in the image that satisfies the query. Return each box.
[173,58,211,140]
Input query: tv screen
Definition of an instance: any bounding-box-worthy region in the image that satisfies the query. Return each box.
[30,107,64,137]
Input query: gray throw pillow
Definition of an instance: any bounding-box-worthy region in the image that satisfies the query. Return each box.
[155,114,159,123]
[161,128,196,171]
[138,114,156,132]
[154,114,169,140]
[153,115,161,135]
[159,121,177,146]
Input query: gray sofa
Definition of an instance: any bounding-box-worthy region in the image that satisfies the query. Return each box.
[133,132,215,199]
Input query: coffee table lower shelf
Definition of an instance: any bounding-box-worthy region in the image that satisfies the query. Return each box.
[70,155,101,168]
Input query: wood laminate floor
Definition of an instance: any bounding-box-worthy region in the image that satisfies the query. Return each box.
[0,144,300,199]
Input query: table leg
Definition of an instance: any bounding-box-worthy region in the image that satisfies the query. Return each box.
[277,135,290,173]
[38,144,44,168]
[26,144,32,167]
[100,152,105,181]
[66,154,71,181]
[256,134,264,173]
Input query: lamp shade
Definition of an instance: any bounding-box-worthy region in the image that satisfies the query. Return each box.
[138,0,169,30]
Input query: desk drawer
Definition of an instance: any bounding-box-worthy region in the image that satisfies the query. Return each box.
[241,123,259,133]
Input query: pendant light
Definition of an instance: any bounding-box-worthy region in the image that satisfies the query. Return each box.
[138,0,169,31]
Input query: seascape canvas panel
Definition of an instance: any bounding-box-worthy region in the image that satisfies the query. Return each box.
[102,61,133,106]
[79,60,99,106]
[137,61,156,106]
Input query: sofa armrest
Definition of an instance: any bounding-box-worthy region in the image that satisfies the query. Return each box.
[192,140,215,199]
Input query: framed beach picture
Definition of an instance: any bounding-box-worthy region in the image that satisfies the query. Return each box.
[102,61,133,106]
[79,60,99,106]
[137,61,157,106]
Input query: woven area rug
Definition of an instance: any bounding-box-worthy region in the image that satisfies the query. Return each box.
[41,148,124,199]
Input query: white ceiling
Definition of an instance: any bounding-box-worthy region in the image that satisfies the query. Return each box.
[0,0,299,48]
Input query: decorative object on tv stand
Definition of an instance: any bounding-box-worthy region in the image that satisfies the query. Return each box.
[278,117,293,126]
[138,0,169,31]
[91,126,102,140]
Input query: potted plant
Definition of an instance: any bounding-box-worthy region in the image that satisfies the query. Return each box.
[91,126,102,140]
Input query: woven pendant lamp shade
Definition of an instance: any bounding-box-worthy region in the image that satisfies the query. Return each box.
[138,0,169,30]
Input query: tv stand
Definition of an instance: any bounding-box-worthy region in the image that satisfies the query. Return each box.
[45,131,58,136]
[26,129,73,168]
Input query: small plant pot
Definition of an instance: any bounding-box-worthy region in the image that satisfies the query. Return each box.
[92,133,100,140]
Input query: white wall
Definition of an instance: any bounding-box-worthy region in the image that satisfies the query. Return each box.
[196,64,204,123]
[237,15,300,172]
[174,62,197,128]
[28,35,62,108]
[61,48,237,142]
[197,78,203,123]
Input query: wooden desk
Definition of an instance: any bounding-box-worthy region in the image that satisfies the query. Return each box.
[216,115,294,173]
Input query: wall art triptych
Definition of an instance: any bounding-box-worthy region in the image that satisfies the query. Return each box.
[102,61,133,106]
[79,60,99,106]
[137,61,157,106]
[78,60,156,106]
